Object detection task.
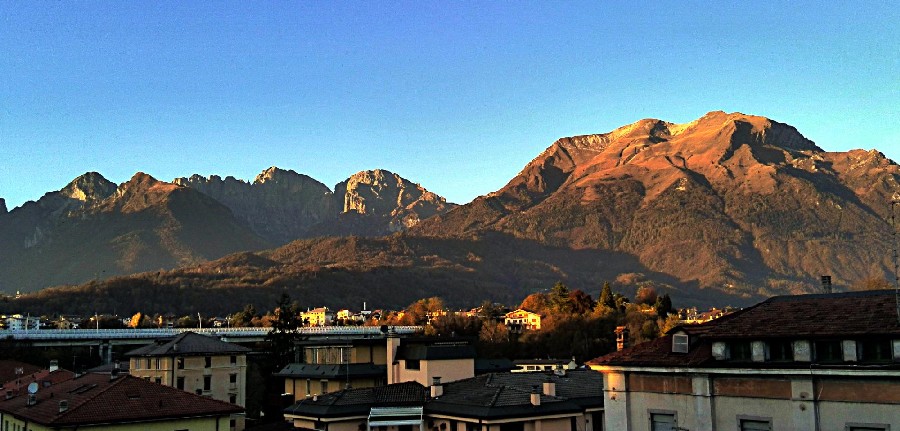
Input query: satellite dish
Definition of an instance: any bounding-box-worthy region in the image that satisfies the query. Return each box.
[27,382,38,394]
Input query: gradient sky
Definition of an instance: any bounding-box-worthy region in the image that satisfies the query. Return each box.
[1,1,897,209]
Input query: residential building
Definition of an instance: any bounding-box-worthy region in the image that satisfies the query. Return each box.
[504,309,542,331]
[587,290,900,431]
[126,331,251,409]
[0,373,241,431]
[387,333,476,386]
[283,369,605,431]
[277,330,479,402]
[276,337,388,402]
[5,314,39,331]
[302,307,336,326]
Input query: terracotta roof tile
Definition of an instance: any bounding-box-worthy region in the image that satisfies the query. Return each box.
[0,373,242,426]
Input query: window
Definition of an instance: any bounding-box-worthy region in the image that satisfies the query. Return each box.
[145,358,151,369]
[859,340,892,363]
[177,357,184,369]
[815,340,843,363]
[730,341,752,361]
[176,376,185,390]
[205,356,212,368]
[230,394,237,404]
[740,418,772,431]
[230,355,237,365]
[320,379,328,394]
[405,359,420,370]
[846,425,889,431]
[768,340,793,361]
[155,358,161,370]
[154,377,162,384]
[499,423,524,431]
[203,375,211,391]
[650,412,677,431]
[465,424,482,431]
[672,334,689,353]
[230,373,237,384]
[306,379,311,395]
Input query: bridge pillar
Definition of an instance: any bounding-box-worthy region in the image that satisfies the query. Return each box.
[99,341,112,365]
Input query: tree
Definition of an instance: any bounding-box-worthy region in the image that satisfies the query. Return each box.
[599,282,616,309]
[635,286,658,305]
[567,290,594,315]
[520,293,549,314]
[655,293,674,317]
[230,304,258,327]
[549,282,572,313]
[265,293,301,370]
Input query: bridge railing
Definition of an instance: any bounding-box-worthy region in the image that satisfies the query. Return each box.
[0,326,423,341]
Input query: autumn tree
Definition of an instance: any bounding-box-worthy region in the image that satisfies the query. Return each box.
[567,290,594,315]
[635,286,658,305]
[520,293,549,314]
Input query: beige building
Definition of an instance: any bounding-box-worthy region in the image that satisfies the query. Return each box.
[277,337,388,402]
[277,330,479,402]
[127,331,251,409]
[588,290,900,431]
[504,309,542,331]
[0,373,240,431]
[387,331,476,386]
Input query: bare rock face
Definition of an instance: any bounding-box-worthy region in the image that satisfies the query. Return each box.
[174,167,337,243]
[333,169,455,233]
[415,111,900,297]
[0,172,269,293]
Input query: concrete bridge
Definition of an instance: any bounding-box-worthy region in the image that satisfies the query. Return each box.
[0,326,423,364]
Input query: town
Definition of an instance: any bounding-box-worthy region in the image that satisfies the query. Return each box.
[1,285,898,431]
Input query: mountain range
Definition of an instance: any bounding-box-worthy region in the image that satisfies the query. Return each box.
[3,111,898,315]
[0,168,453,293]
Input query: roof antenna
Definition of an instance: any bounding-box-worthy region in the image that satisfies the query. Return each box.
[892,192,900,324]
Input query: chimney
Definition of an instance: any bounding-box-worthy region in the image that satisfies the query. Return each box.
[530,386,541,406]
[542,377,556,397]
[615,326,629,351]
[821,276,832,294]
[49,360,59,372]
[386,327,400,385]
[430,377,443,398]
[58,400,68,413]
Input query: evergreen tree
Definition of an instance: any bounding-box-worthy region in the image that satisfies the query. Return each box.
[599,282,616,309]
[265,293,301,370]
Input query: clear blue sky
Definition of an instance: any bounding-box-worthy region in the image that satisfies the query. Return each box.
[1,1,897,209]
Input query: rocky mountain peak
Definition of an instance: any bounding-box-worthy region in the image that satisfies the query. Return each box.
[254,166,299,185]
[60,172,116,202]
[334,169,455,232]
[0,198,6,214]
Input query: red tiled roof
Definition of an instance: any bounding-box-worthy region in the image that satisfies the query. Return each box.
[0,360,42,386]
[588,290,900,368]
[1,369,76,392]
[0,373,241,426]
[706,290,900,338]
